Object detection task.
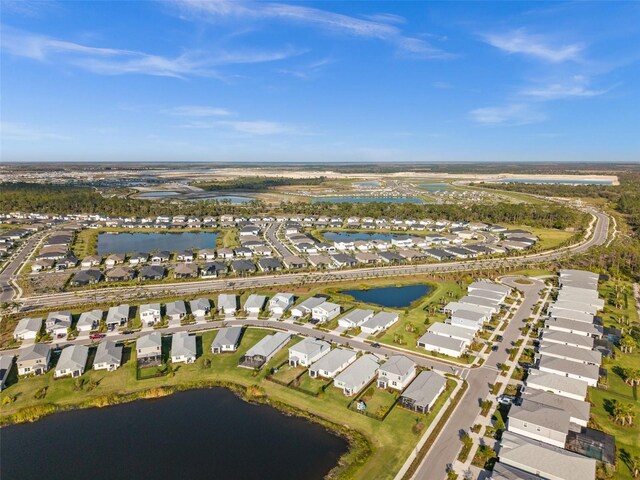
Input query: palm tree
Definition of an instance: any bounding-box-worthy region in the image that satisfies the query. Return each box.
[620,335,636,354]
[624,368,640,387]
[613,401,636,427]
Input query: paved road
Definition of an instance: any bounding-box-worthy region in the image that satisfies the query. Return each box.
[264,222,294,257]
[0,232,46,303]
[15,209,609,312]
[411,277,545,480]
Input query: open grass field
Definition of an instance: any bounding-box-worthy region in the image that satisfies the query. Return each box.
[0,326,457,480]
[587,280,640,480]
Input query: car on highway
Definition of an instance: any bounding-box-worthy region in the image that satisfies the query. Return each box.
[122,330,134,335]
[89,333,106,340]
[371,342,381,348]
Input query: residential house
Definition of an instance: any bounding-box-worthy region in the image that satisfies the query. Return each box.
[417,331,466,358]
[136,332,162,367]
[521,390,590,428]
[537,355,600,387]
[106,304,129,330]
[333,354,379,396]
[17,344,51,376]
[239,332,291,369]
[360,311,399,335]
[399,371,447,413]
[93,341,123,371]
[288,337,331,367]
[139,265,165,281]
[268,293,295,315]
[507,400,571,448]
[201,261,227,278]
[377,355,417,390]
[128,251,149,265]
[291,297,325,318]
[190,298,211,321]
[312,301,341,323]
[258,257,283,272]
[151,251,171,263]
[218,294,238,316]
[13,317,42,341]
[139,303,161,327]
[81,255,102,269]
[525,370,588,401]
[174,263,198,279]
[166,300,187,323]
[54,345,89,378]
[70,269,103,287]
[309,348,357,379]
[76,309,102,332]
[282,255,308,269]
[338,309,374,329]
[211,327,243,354]
[105,253,126,267]
[171,332,197,363]
[244,294,267,315]
[105,266,135,282]
[46,311,72,337]
[427,322,475,345]
[231,259,256,274]
[0,356,14,391]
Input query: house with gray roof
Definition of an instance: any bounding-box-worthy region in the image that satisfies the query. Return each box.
[497,431,595,480]
[459,295,500,314]
[171,332,197,364]
[70,269,103,287]
[361,311,399,335]
[312,301,341,323]
[13,317,43,341]
[190,298,211,320]
[427,322,475,345]
[288,337,331,367]
[399,370,447,413]
[538,355,600,386]
[76,309,102,332]
[338,309,374,329]
[291,297,325,318]
[211,327,243,354]
[490,461,546,480]
[0,355,14,391]
[544,317,601,338]
[548,308,594,324]
[268,293,295,315]
[218,294,238,316]
[522,390,590,428]
[139,303,161,326]
[239,332,291,369]
[55,345,89,378]
[553,300,599,316]
[309,347,357,379]
[538,343,601,366]
[507,400,571,448]
[106,304,129,330]
[541,330,594,350]
[136,332,162,367]
[525,369,588,401]
[166,300,187,323]
[444,301,494,317]
[244,294,267,315]
[417,331,466,358]
[17,343,51,376]
[139,265,165,281]
[93,341,123,371]
[333,354,379,396]
[46,311,72,337]
[105,266,135,282]
[377,355,416,390]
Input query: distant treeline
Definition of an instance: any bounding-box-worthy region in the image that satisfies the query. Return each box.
[0,182,587,231]
[193,176,327,191]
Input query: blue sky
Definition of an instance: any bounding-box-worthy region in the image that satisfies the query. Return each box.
[2,0,639,163]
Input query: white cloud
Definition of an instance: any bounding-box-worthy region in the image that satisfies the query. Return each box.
[520,77,610,99]
[172,0,453,59]
[482,30,583,63]
[1,26,301,78]
[165,106,233,117]
[217,120,295,135]
[0,121,68,141]
[469,104,545,125]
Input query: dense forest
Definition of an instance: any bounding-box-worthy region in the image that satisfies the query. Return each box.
[193,176,326,191]
[0,183,586,230]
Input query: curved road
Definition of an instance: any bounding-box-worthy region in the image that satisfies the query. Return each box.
[16,209,608,312]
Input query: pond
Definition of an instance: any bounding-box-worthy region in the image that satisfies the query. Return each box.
[312,196,425,204]
[419,183,451,191]
[341,284,432,308]
[200,195,255,203]
[137,191,182,198]
[1,388,347,480]
[97,232,218,255]
[323,231,397,242]
[354,181,380,187]
[497,179,613,185]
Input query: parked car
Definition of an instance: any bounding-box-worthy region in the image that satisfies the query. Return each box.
[497,395,513,405]
[491,345,499,351]
[496,335,503,342]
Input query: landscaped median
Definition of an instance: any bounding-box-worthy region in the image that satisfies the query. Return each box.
[0,326,457,480]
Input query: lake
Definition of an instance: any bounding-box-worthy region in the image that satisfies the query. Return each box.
[137,191,182,198]
[201,195,255,203]
[323,231,396,242]
[341,284,432,308]
[354,181,380,187]
[419,183,451,191]
[1,388,347,480]
[312,196,425,204]
[497,179,613,185]
[97,232,218,255]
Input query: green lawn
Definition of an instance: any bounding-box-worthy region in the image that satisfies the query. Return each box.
[271,363,305,384]
[1,326,456,480]
[587,279,640,480]
[354,385,399,419]
[502,224,576,251]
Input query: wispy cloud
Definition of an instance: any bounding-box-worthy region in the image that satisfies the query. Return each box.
[520,76,611,100]
[1,0,58,17]
[172,0,454,59]
[218,120,295,135]
[482,29,583,63]
[1,26,302,78]
[165,106,233,117]
[277,57,335,79]
[469,104,545,126]
[0,121,68,141]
